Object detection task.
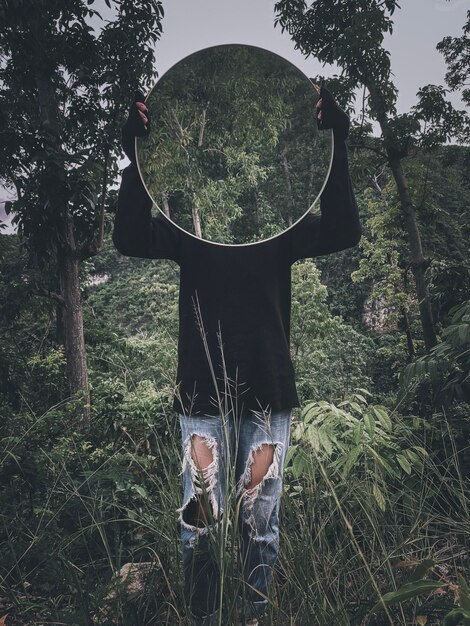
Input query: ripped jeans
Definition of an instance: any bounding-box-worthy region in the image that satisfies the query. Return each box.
[177,409,291,623]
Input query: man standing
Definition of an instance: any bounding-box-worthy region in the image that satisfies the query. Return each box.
[113,81,361,625]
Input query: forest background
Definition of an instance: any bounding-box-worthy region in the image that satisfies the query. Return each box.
[0,0,469,624]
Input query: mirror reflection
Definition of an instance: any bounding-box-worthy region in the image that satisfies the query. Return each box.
[137,44,332,245]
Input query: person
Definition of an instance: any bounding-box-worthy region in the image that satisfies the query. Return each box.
[112,80,361,626]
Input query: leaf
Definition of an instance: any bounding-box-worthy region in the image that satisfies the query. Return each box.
[397,454,412,475]
[367,446,399,478]
[302,403,322,423]
[132,484,148,498]
[372,405,392,431]
[458,323,470,344]
[364,412,375,438]
[458,575,470,612]
[372,483,386,511]
[353,421,364,445]
[353,393,368,404]
[292,450,307,478]
[306,424,321,451]
[284,444,298,467]
[416,616,428,626]
[404,449,424,471]
[349,401,363,413]
[410,559,435,582]
[370,580,448,615]
[318,427,333,455]
[342,445,362,479]
[443,608,470,626]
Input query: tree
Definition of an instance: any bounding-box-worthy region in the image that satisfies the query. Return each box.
[274,0,470,352]
[0,0,164,424]
[437,8,470,108]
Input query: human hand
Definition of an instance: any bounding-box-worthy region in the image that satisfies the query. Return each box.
[121,90,151,163]
[136,101,149,129]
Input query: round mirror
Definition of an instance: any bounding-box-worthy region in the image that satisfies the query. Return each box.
[136,43,333,245]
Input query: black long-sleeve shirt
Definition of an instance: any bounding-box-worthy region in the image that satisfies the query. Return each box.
[112,131,361,417]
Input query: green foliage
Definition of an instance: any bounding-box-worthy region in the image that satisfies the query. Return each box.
[369,570,470,626]
[412,84,470,148]
[274,1,469,161]
[351,178,411,328]
[291,259,374,401]
[0,362,182,623]
[0,234,69,414]
[437,9,470,109]
[412,146,470,322]
[287,388,427,511]
[274,0,399,100]
[370,579,448,615]
[0,0,164,261]
[352,144,470,333]
[398,301,470,406]
[272,2,470,377]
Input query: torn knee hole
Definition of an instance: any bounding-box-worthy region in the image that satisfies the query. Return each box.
[245,443,275,490]
[237,442,283,499]
[183,433,218,488]
[181,433,220,526]
[190,434,215,471]
[181,494,217,528]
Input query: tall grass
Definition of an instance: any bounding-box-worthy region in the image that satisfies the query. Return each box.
[1,354,468,625]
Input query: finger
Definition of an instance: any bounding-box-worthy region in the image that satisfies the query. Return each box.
[136,102,148,112]
[316,98,322,109]
[138,111,148,125]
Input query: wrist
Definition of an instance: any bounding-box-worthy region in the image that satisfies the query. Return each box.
[121,126,137,163]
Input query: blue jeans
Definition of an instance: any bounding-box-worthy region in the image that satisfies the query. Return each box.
[178,409,292,624]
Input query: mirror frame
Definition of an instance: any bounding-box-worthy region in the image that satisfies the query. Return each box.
[135,43,334,247]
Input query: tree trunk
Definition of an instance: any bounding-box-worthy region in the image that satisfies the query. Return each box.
[281,142,295,227]
[58,231,90,424]
[253,189,260,235]
[388,156,437,351]
[198,107,207,147]
[401,306,415,360]
[186,174,202,238]
[162,194,171,218]
[34,56,91,423]
[367,82,437,351]
[192,203,203,238]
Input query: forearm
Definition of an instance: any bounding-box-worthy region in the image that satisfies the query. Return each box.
[288,84,362,263]
[112,163,153,257]
[112,162,181,262]
[318,131,361,253]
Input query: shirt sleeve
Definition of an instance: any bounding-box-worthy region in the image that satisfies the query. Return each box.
[289,132,362,264]
[112,163,181,264]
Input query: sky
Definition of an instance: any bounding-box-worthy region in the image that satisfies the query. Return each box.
[153,0,468,114]
[1,0,468,233]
